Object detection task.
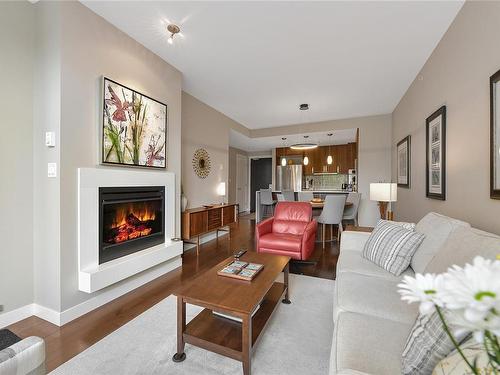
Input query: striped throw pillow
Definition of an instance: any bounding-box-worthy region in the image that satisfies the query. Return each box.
[403,312,470,375]
[362,220,424,275]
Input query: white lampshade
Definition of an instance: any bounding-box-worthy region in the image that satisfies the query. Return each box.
[217,182,226,197]
[370,183,397,202]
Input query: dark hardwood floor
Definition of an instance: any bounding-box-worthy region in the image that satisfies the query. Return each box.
[7,216,340,372]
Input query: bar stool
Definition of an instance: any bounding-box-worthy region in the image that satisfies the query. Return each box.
[282,190,295,201]
[317,195,346,248]
[260,189,276,218]
[297,191,314,202]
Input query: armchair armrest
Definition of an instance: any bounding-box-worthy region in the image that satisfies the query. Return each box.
[255,217,274,242]
[302,220,318,244]
[300,219,318,260]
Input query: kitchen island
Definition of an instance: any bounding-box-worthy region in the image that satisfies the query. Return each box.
[255,190,352,222]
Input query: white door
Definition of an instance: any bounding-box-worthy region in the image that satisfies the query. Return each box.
[236,154,249,212]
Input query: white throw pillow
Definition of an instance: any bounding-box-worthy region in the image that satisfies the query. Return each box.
[425,227,500,274]
[412,213,470,274]
[362,220,425,275]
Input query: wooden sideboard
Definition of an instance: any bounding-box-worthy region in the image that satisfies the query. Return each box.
[181,203,237,254]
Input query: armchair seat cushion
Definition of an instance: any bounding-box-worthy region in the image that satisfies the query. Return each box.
[259,232,302,253]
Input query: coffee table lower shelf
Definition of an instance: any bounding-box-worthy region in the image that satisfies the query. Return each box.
[185,282,285,360]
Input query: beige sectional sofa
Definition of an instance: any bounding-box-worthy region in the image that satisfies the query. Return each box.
[330,212,500,375]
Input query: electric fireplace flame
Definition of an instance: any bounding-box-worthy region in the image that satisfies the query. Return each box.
[99,186,165,264]
[104,201,161,245]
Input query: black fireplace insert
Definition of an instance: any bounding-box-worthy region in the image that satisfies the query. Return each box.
[99,186,165,264]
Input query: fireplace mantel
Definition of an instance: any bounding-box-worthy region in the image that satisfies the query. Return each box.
[78,167,182,293]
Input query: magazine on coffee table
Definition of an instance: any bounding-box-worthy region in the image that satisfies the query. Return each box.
[217,260,264,281]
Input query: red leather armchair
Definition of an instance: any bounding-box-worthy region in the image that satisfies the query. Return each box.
[256,202,317,260]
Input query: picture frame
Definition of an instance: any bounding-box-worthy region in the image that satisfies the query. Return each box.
[426,106,446,200]
[102,77,167,169]
[397,135,411,188]
[490,69,500,199]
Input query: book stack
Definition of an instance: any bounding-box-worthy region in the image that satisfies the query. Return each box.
[217,260,264,281]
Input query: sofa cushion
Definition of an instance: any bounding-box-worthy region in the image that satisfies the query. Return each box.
[334,312,411,374]
[337,249,414,281]
[335,272,418,324]
[412,212,470,273]
[362,220,425,275]
[339,231,371,252]
[258,232,302,252]
[424,227,500,274]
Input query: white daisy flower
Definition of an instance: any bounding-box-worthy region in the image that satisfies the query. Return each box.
[440,257,500,323]
[398,273,444,315]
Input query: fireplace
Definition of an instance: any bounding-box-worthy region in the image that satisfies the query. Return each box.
[99,186,165,264]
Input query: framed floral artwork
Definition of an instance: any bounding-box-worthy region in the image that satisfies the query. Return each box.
[397,135,411,188]
[102,77,167,168]
[426,106,446,200]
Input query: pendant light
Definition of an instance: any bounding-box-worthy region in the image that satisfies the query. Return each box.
[303,155,309,165]
[281,137,287,166]
[326,133,333,165]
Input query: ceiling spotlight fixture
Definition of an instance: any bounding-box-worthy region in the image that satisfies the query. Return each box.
[299,104,309,111]
[290,136,318,150]
[167,24,181,45]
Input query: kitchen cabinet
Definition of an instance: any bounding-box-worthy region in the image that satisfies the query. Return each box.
[274,143,357,175]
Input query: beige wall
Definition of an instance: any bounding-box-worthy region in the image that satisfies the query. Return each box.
[251,115,393,226]
[182,92,247,208]
[0,2,35,313]
[392,1,500,234]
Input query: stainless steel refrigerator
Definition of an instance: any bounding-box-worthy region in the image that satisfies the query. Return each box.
[275,165,303,192]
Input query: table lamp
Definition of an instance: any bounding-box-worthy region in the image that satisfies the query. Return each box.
[370,183,397,220]
[217,182,226,205]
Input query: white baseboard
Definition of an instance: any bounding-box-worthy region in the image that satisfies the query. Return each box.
[0,256,182,328]
[183,228,229,251]
[61,256,181,325]
[0,304,35,329]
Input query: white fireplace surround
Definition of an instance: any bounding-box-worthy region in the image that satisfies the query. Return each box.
[78,167,182,293]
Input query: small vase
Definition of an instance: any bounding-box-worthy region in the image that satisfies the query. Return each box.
[181,194,188,212]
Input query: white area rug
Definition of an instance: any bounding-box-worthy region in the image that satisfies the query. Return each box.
[51,274,334,375]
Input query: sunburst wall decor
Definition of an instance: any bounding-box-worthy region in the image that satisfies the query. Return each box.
[192,148,211,178]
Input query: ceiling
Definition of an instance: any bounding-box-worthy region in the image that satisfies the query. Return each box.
[229,128,357,153]
[82,1,463,129]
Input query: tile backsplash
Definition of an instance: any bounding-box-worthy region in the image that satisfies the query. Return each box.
[305,174,348,190]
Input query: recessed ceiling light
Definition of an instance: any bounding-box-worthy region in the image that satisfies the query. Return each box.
[167,24,181,45]
[299,103,309,111]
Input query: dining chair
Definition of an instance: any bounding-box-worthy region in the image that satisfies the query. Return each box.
[297,191,314,202]
[343,192,361,226]
[317,195,346,248]
[282,190,295,202]
[260,189,276,218]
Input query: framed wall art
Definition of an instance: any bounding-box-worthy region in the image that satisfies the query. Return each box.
[490,68,500,199]
[397,135,411,188]
[426,106,446,200]
[102,77,167,169]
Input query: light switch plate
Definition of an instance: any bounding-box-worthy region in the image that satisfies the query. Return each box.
[48,162,57,178]
[45,132,56,147]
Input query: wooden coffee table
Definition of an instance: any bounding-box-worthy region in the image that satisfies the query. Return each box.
[172,252,291,375]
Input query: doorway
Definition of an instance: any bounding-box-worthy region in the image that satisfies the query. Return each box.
[250,157,272,212]
[236,154,249,212]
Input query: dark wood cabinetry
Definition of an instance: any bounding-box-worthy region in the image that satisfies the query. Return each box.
[182,204,237,254]
[275,143,357,174]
